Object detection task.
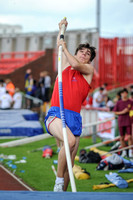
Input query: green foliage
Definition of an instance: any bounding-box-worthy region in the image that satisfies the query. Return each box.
[0,136,133,192]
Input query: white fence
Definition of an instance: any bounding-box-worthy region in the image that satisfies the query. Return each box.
[80,107,115,143]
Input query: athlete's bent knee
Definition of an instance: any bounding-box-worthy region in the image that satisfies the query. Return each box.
[68,137,76,151]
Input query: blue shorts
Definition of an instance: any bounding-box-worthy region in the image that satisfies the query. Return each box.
[44,106,82,136]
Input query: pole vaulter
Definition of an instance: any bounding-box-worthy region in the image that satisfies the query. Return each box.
[58,17,77,192]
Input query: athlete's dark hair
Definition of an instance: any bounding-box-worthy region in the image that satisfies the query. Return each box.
[75,43,96,62]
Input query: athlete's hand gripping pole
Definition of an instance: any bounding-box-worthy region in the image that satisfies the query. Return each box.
[58,18,77,192]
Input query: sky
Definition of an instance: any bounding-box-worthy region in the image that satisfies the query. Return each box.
[0,0,133,37]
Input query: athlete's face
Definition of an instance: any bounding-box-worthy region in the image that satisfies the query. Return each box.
[76,48,91,64]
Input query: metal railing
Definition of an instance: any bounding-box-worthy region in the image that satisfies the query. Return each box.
[22,93,44,121]
[81,107,115,143]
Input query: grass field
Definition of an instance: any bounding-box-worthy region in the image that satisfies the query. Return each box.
[0,135,133,192]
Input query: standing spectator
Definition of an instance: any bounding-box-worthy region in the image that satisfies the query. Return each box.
[0,91,12,109]
[38,71,46,101]
[35,82,45,101]
[38,71,51,115]
[37,72,47,116]
[44,71,51,102]
[24,69,34,108]
[38,71,51,102]
[44,71,51,115]
[25,69,32,81]
[113,88,133,158]
[5,79,15,97]
[39,71,45,86]
[92,87,104,108]
[25,73,34,96]
[12,88,22,109]
[31,80,38,97]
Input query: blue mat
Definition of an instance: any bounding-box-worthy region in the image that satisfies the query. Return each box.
[0,191,132,200]
[0,109,43,137]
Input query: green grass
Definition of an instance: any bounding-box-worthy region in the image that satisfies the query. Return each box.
[0,136,133,192]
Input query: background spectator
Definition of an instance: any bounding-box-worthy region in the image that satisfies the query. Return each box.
[92,87,104,108]
[113,88,133,158]
[102,83,108,100]
[44,71,51,102]
[0,79,6,98]
[25,73,34,96]
[0,90,12,109]
[113,90,122,104]
[31,80,38,97]
[5,79,15,97]
[105,96,114,111]
[24,69,34,109]
[12,88,22,109]
[37,71,46,101]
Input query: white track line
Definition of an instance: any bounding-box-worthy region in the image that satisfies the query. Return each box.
[0,133,51,147]
[0,164,33,191]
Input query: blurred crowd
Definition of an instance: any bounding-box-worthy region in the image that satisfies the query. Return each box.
[24,69,51,112]
[1,73,133,113]
[0,68,52,111]
[82,83,133,111]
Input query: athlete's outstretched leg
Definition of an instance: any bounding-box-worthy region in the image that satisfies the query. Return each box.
[64,137,80,191]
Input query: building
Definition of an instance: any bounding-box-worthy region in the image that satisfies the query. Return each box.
[0,28,99,55]
[0,24,22,35]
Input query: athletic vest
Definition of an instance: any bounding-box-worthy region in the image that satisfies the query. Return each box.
[51,66,91,113]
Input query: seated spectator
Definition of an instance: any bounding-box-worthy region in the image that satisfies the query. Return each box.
[12,88,22,109]
[102,83,108,99]
[0,79,6,98]
[5,79,15,97]
[92,87,105,108]
[0,91,12,109]
[105,96,114,111]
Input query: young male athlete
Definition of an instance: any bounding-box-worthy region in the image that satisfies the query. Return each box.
[45,18,96,192]
[113,88,133,157]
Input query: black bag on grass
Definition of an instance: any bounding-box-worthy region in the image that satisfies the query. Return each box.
[79,149,101,163]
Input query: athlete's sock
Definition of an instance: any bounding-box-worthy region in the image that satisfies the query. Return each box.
[55,177,64,184]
